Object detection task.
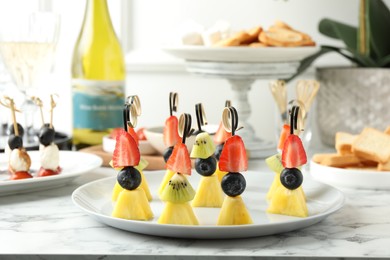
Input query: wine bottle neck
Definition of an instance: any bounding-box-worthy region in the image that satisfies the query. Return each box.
[83,0,115,33]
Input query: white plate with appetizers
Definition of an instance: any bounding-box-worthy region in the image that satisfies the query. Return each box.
[163,46,319,63]
[72,170,344,239]
[0,151,102,196]
[310,160,390,190]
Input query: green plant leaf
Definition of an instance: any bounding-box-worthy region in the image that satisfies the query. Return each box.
[378,54,390,67]
[319,18,358,51]
[368,0,390,58]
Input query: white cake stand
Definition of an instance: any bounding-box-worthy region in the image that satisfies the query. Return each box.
[163,46,318,158]
[185,60,300,158]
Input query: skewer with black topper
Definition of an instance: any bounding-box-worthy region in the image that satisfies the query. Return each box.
[162,92,180,162]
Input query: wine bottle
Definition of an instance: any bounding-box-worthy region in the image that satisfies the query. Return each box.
[71,0,125,149]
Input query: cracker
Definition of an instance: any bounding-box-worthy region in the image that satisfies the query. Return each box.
[352,127,390,163]
[320,154,361,168]
[335,132,357,155]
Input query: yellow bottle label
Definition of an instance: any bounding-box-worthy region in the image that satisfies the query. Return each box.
[72,79,124,130]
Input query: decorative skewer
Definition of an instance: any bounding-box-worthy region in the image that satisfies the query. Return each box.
[32,96,45,126]
[296,80,320,123]
[269,80,288,124]
[49,94,58,129]
[0,96,21,136]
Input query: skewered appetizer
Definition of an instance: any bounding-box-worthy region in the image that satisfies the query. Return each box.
[158,113,198,225]
[213,101,232,182]
[1,97,32,180]
[112,96,152,201]
[159,92,180,195]
[34,96,61,177]
[4,123,24,162]
[111,99,153,220]
[190,103,223,207]
[267,105,308,218]
[217,106,253,225]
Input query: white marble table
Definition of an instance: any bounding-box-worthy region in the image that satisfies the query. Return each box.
[1,160,390,260]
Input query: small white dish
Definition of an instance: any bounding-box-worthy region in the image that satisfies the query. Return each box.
[163,46,319,63]
[310,160,390,190]
[102,135,157,155]
[72,170,344,239]
[0,151,102,196]
[143,124,218,155]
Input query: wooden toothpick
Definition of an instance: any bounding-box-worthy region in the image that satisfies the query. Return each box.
[0,96,21,136]
[49,94,58,129]
[31,96,45,126]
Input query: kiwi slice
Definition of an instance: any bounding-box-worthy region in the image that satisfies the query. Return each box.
[265,154,284,174]
[160,173,195,203]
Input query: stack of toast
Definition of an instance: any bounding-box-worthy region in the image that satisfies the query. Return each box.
[313,127,390,171]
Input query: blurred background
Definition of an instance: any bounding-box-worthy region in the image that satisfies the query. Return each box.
[0,0,380,147]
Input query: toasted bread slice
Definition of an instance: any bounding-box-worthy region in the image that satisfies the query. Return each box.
[259,29,303,47]
[241,26,263,45]
[335,132,357,155]
[352,127,390,163]
[320,154,361,168]
[384,126,390,135]
[312,153,337,164]
[249,42,268,48]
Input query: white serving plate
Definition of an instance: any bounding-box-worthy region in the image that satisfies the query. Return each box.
[163,46,319,63]
[0,151,102,196]
[72,170,344,239]
[310,160,390,190]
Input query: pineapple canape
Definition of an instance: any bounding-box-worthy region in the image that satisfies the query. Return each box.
[158,113,199,225]
[111,96,152,202]
[267,105,308,218]
[1,96,32,180]
[217,106,253,225]
[190,103,223,208]
[159,92,181,195]
[213,100,232,182]
[111,97,153,221]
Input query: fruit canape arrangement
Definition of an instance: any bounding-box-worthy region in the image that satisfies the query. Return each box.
[111,95,152,202]
[109,94,311,225]
[158,92,180,195]
[213,100,232,182]
[190,103,223,208]
[266,103,308,218]
[111,95,153,221]
[158,113,198,225]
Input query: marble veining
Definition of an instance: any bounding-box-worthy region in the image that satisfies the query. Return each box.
[1,164,390,258]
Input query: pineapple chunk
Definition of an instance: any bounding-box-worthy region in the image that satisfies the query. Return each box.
[112,188,153,220]
[266,173,281,201]
[158,202,199,225]
[215,165,228,182]
[158,169,175,195]
[139,170,152,201]
[192,174,223,207]
[112,181,122,201]
[267,186,308,217]
[112,169,152,202]
[217,196,253,225]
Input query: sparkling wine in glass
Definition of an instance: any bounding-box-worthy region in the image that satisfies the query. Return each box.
[0,12,60,144]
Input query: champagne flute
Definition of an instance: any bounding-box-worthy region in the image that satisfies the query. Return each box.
[0,12,60,144]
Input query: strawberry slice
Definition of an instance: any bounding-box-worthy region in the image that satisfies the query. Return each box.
[213,122,232,145]
[10,171,33,180]
[166,143,192,175]
[136,127,147,141]
[163,115,181,147]
[219,135,248,172]
[282,134,307,168]
[278,124,291,151]
[112,129,140,167]
[127,127,139,146]
[109,128,122,139]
